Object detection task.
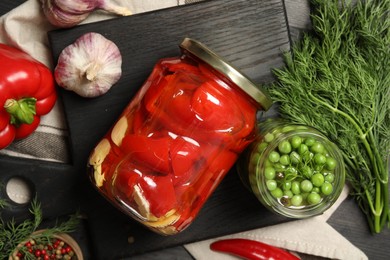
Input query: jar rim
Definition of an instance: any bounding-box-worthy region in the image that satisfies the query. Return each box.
[179,38,273,110]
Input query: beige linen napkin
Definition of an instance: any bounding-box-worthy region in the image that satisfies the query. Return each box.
[0,1,368,259]
[185,185,368,260]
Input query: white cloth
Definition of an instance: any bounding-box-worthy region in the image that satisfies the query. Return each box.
[0,1,368,259]
[185,185,367,260]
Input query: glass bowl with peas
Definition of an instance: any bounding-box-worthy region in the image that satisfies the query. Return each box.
[237,119,345,218]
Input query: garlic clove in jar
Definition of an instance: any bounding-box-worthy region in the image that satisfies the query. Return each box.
[54,32,122,98]
[41,0,132,28]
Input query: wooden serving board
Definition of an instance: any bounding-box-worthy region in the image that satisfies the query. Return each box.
[47,0,291,258]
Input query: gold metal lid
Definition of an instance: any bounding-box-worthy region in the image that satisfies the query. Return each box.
[179,38,273,110]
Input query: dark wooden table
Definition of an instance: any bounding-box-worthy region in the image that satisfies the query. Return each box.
[1,1,389,259]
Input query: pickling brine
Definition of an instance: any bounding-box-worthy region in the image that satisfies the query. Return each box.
[87,38,272,235]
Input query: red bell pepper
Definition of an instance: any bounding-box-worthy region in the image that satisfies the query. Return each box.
[210,238,300,260]
[0,43,57,149]
[170,136,201,186]
[121,134,171,174]
[113,157,177,218]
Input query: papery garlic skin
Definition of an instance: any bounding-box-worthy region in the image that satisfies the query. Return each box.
[41,0,132,28]
[54,32,122,98]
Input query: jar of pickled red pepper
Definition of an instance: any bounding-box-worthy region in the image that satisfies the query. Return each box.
[237,119,345,218]
[87,38,273,235]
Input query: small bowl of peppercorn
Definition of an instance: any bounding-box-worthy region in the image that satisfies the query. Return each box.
[10,230,83,260]
[237,119,346,218]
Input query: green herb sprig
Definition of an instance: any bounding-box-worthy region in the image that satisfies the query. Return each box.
[0,196,80,259]
[266,0,389,233]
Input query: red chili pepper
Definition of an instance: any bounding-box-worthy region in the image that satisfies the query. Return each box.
[0,43,57,149]
[210,238,300,260]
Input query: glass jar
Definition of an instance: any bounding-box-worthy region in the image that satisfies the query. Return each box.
[237,119,345,218]
[87,38,272,235]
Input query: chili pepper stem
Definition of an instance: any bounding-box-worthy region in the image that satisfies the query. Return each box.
[4,97,37,125]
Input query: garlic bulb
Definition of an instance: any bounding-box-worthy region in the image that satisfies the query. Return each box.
[41,0,132,28]
[54,32,122,98]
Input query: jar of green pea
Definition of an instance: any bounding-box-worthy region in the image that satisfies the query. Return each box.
[237,119,345,218]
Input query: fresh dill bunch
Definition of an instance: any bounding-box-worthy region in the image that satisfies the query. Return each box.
[266,0,389,233]
[0,196,80,259]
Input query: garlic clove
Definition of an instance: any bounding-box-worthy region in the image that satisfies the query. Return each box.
[100,3,132,16]
[41,0,91,28]
[41,0,132,28]
[54,32,122,98]
[52,0,96,14]
[111,116,128,146]
[89,138,111,187]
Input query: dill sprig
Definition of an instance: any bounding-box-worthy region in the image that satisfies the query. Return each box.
[266,0,389,233]
[0,196,80,259]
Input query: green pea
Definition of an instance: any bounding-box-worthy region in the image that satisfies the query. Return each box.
[264,133,274,143]
[291,181,301,195]
[291,194,303,206]
[264,166,276,180]
[314,153,327,165]
[264,159,273,167]
[271,188,284,199]
[323,149,329,156]
[279,154,291,166]
[325,157,337,170]
[290,151,301,164]
[250,152,260,165]
[310,141,325,154]
[284,190,293,198]
[268,151,280,163]
[257,142,268,153]
[324,172,335,183]
[266,180,277,191]
[298,144,309,155]
[283,181,292,191]
[321,182,334,195]
[304,137,316,147]
[312,187,320,193]
[311,173,325,187]
[278,140,292,154]
[300,180,313,192]
[307,192,321,205]
[290,136,302,149]
[301,192,309,200]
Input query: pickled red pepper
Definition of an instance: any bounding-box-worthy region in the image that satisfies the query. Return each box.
[88,57,259,234]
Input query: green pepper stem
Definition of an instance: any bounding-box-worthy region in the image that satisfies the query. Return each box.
[4,98,37,126]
